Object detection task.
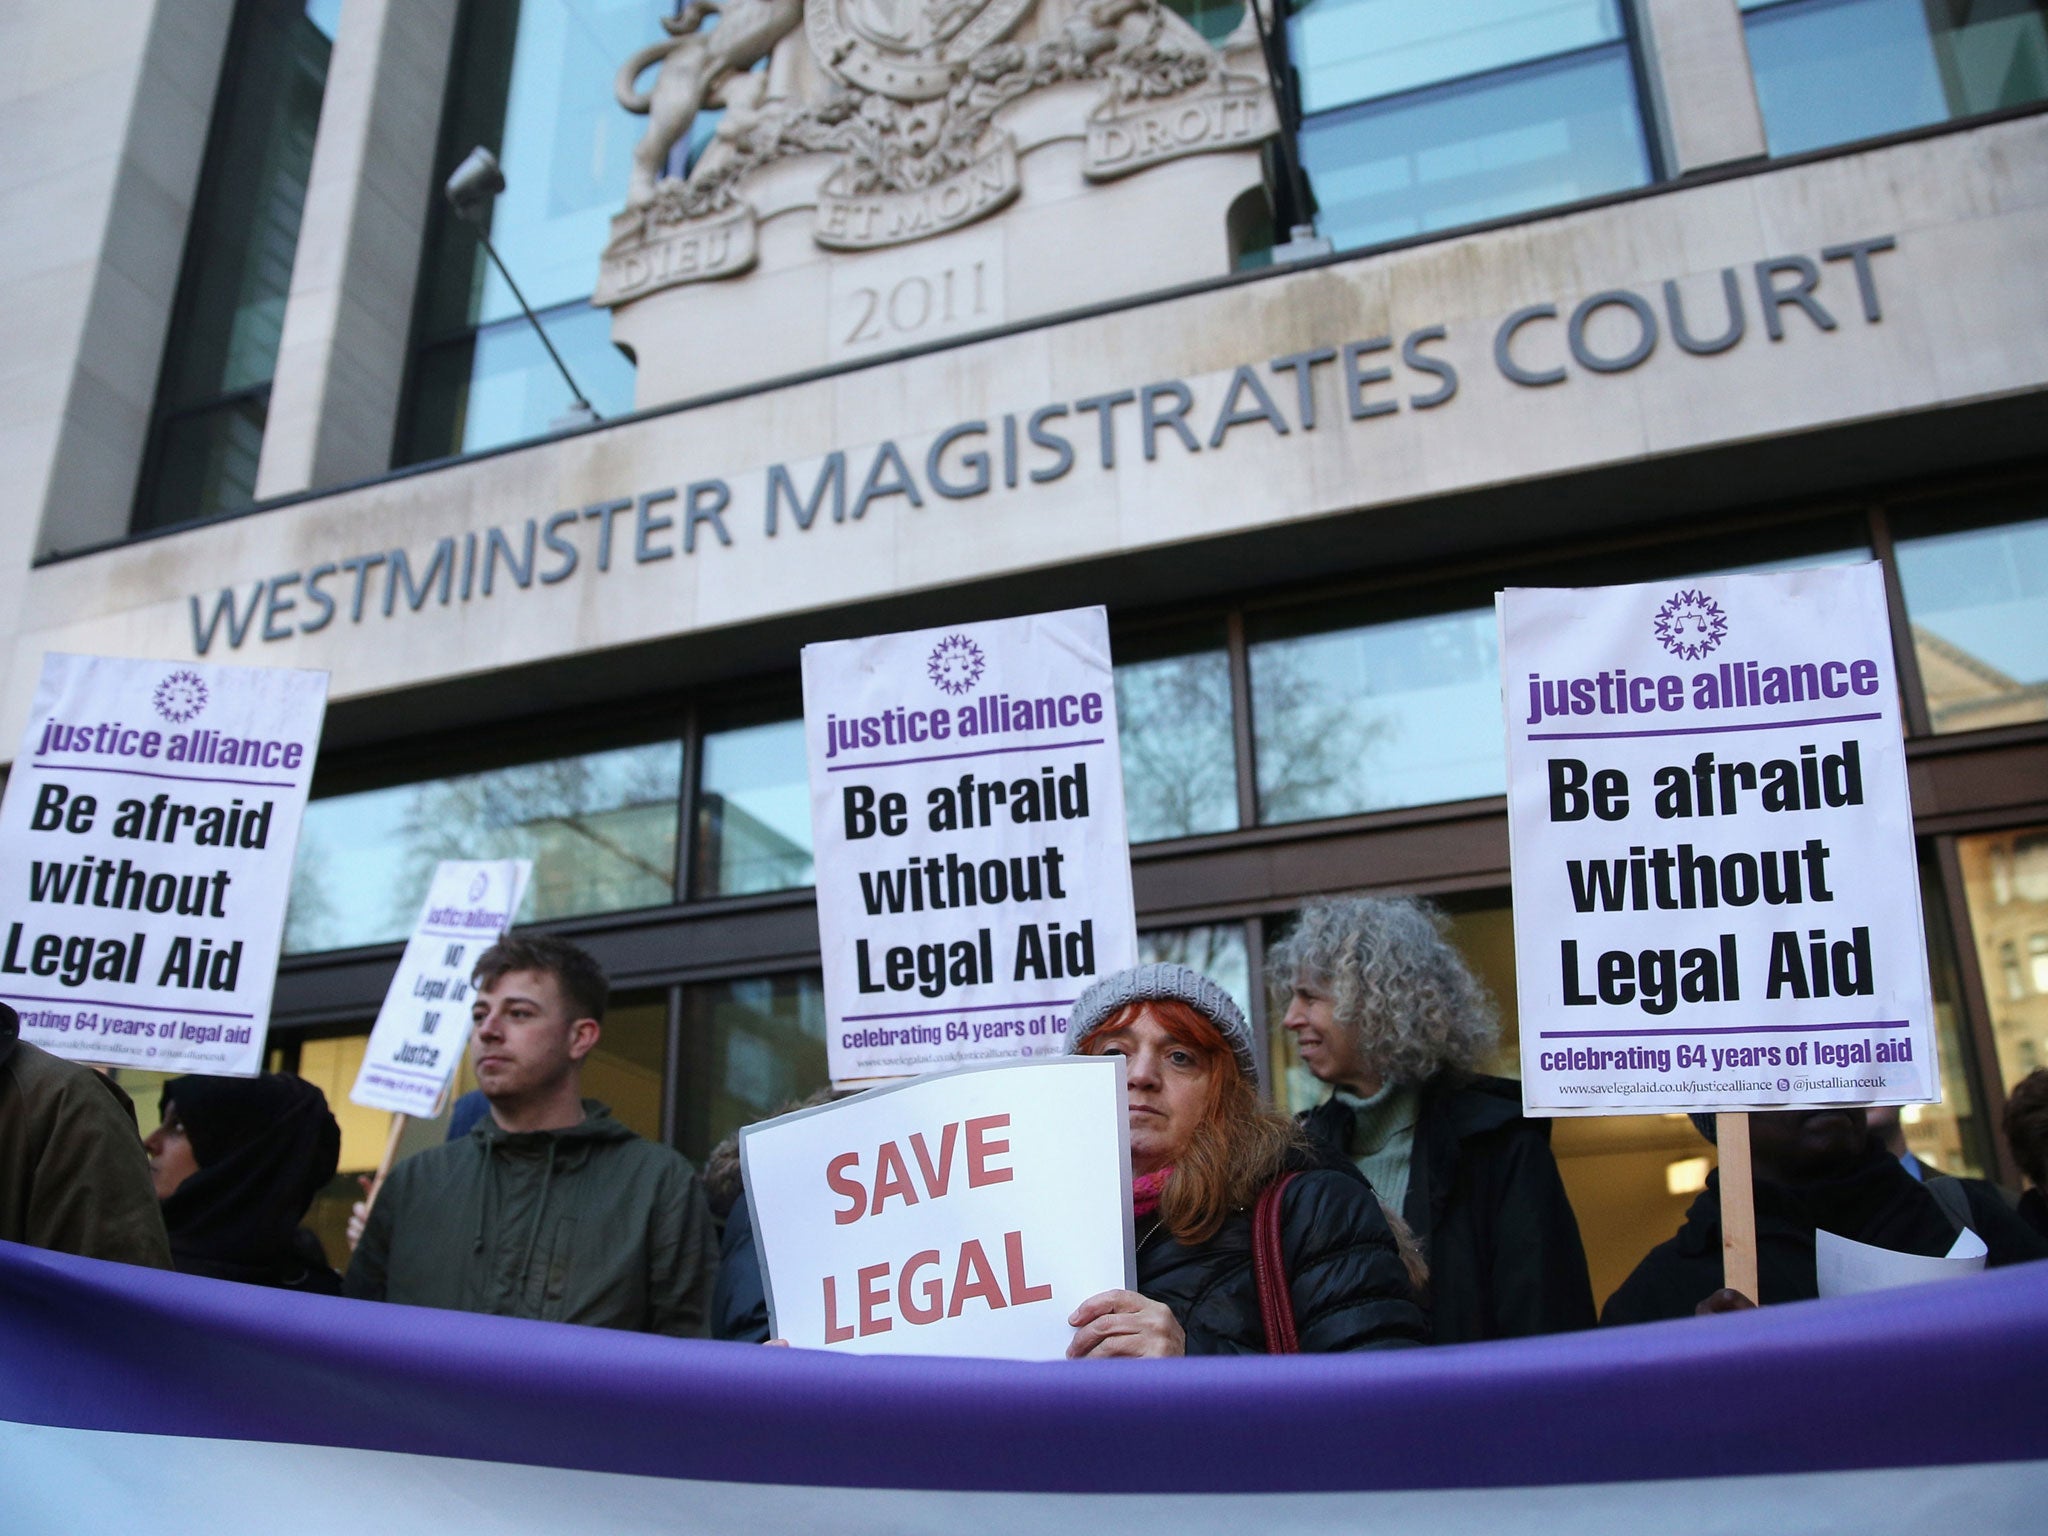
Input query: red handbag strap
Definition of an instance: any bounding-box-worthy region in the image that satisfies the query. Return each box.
[1253,1171,1301,1354]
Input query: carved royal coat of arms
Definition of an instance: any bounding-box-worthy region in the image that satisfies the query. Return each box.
[595,0,1276,306]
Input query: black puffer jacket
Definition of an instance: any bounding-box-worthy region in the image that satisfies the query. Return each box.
[1301,1073,1595,1345]
[1601,1149,2048,1325]
[1135,1159,1428,1353]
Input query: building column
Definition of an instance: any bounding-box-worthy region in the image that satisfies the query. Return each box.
[1637,0,1769,176]
[254,0,459,500]
[22,0,235,560]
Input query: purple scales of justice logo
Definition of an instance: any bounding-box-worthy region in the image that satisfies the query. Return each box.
[926,634,986,697]
[152,669,209,724]
[1652,589,1729,661]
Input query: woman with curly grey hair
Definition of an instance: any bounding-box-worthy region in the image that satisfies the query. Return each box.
[1271,894,1594,1344]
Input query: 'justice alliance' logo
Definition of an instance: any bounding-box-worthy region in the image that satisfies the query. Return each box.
[152,669,209,724]
[1652,590,1729,661]
[926,634,986,696]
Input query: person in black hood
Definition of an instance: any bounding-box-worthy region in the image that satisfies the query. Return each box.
[1061,963,1427,1357]
[1274,896,1595,1344]
[1601,1107,2048,1324]
[146,1071,343,1292]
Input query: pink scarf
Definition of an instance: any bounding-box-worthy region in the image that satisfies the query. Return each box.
[1132,1167,1174,1218]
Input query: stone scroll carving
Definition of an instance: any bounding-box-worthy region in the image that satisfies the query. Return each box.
[595,0,1276,306]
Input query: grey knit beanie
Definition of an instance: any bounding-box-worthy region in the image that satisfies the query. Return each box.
[1063,962,1258,1081]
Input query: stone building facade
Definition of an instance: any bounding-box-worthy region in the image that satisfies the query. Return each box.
[4,0,2046,1298]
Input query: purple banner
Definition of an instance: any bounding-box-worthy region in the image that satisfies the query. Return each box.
[2,1240,2044,1496]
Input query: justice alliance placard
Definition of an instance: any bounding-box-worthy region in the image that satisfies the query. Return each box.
[0,653,328,1076]
[1499,564,1935,1116]
[802,607,1138,1083]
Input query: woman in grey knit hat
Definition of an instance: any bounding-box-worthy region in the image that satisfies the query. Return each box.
[1274,895,1594,1344]
[1061,961,1427,1357]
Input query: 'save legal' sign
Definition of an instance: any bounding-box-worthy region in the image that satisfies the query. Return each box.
[741,1057,1130,1358]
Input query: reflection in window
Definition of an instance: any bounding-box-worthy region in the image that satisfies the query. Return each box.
[1742,0,2048,157]
[1248,603,1503,823]
[681,972,827,1161]
[401,0,655,462]
[1115,628,1239,843]
[133,0,338,530]
[1288,0,1651,251]
[1957,827,2048,1094]
[694,715,813,896]
[1163,0,1246,44]
[284,741,683,953]
[1137,924,1251,1023]
[582,992,669,1141]
[404,302,637,463]
[1894,509,2048,733]
[1910,857,1988,1176]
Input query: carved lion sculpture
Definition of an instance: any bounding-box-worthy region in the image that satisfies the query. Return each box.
[615,0,806,207]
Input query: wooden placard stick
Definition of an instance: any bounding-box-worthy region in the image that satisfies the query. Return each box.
[1717,1110,1759,1304]
[357,1112,409,1230]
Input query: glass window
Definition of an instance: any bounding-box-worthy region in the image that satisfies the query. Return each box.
[580,991,671,1141]
[1248,599,1505,824]
[1288,0,1651,251]
[679,971,827,1161]
[1742,0,2048,157]
[1958,826,2048,1090]
[133,0,337,531]
[1292,0,1630,116]
[1164,0,1246,44]
[1137,923,1252,1022]
[403,304,638,464]
[1244,519,1870,828]
[284,740,684,953]
[402,0,656,463]
[1892,503,2048,733]
[693,713,813,897]
[1115,624,1240,843]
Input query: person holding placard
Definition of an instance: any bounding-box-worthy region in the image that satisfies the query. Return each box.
[345,933,715,1335]
[1601,1108,2047,1323]
[1276,897,1595,1345]
[0,1001,170,1269]
[1062,963,1428,1357]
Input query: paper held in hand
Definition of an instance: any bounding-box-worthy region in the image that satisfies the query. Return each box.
[1816,1226,1988,1297]
[0,653,329,1076]
[741,1056,1132,1359]
[1498,563,1937,1117]
[350,859,531,1116]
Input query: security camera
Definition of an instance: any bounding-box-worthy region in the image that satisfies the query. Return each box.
[444,146,506,221]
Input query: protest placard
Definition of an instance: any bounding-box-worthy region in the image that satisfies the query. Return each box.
[1500,564,1935,1117]
[0,653,328,1076]
[350,858,531,1116]
[741,1056,1131,1357]
[802,607,1139,1084]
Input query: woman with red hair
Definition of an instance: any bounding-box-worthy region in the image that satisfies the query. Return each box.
[1063,963,1428,1357]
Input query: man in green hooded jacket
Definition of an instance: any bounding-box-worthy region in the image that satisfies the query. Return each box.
[345,933,713,1336]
